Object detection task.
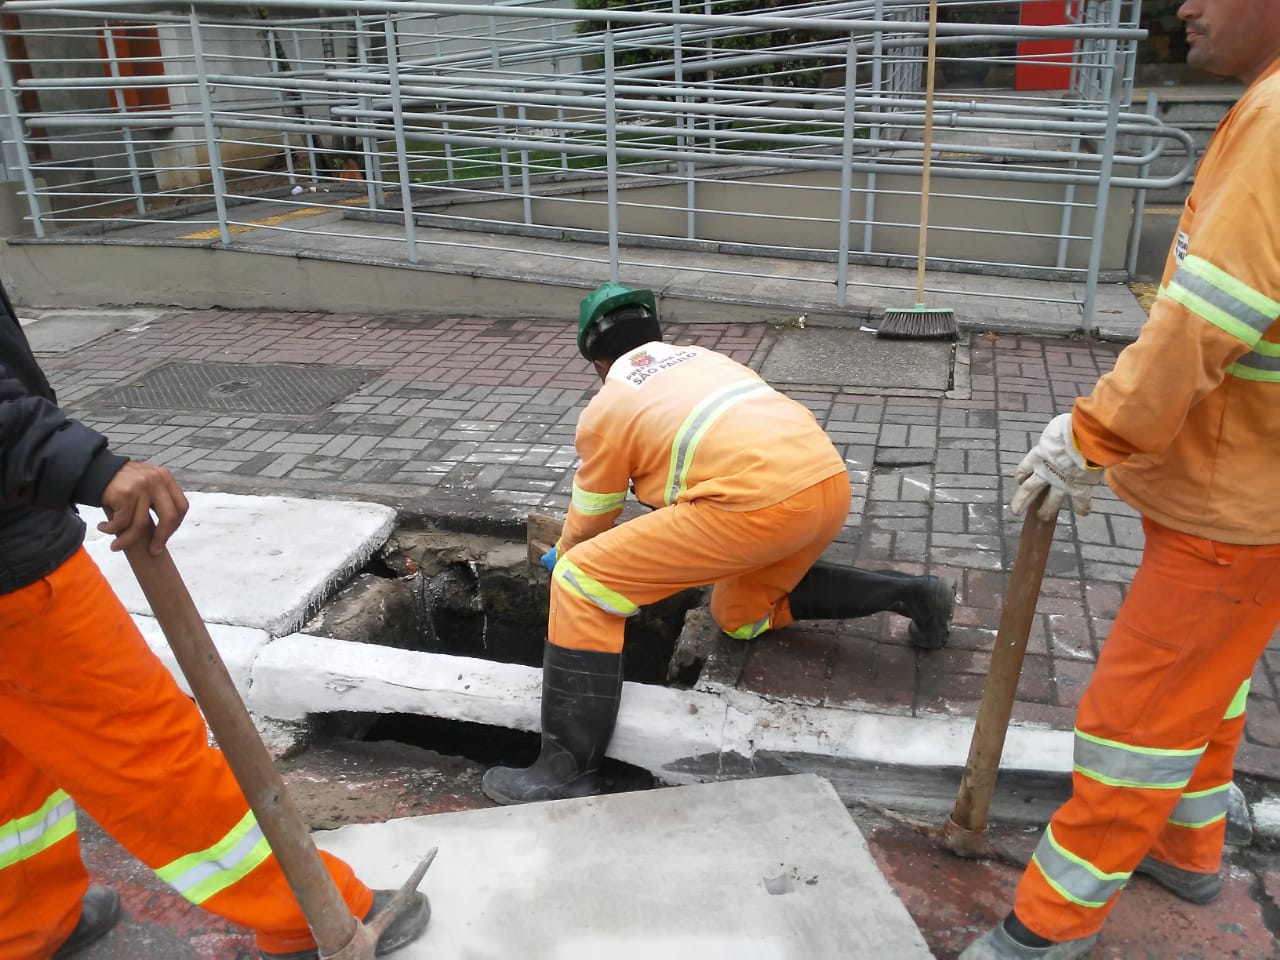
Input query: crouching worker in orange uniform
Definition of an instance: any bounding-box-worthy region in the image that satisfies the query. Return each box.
[0,279,429,960]
[962,2,1280,956]
[481,283,956,806]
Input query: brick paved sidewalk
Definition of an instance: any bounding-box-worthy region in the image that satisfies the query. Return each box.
[34,306,1280,780]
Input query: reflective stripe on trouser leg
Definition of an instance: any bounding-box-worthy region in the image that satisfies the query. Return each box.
[0,744,88,960]
[0,549,373,957]
[548,473,850,653]
[1149,680,1249,872]
[1013,521,1280,943]
[0,789,77,872]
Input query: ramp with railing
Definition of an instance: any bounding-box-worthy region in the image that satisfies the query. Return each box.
[0,0,1193,329]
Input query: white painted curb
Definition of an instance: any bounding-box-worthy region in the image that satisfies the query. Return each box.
[244,631,1076,782]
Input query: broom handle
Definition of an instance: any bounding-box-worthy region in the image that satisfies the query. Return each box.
[916,0,939,304]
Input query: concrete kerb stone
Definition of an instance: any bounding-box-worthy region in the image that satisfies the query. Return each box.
[243,630,1073,793]
[238,633,1267,843]
[1254,797,1280,844]
[94,490,1267,842]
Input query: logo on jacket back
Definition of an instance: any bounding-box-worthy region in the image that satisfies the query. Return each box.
[611,342,699,388]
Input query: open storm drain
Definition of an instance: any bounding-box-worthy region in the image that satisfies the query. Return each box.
[303,522,705,779]
[304,523,704,686]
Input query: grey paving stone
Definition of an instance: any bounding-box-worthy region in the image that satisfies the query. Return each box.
[1080,543,1145,567]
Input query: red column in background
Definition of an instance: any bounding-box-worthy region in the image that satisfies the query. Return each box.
[97,26,170,112]
[1016,0,1074,90]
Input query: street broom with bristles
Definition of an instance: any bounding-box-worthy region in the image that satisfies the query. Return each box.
[878,0,959,341]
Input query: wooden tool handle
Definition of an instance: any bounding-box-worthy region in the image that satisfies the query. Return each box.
[527,512,564,567]
[123,540,361,955]
[949,490,1058,835]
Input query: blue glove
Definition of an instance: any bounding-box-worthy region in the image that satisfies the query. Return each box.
[540,545,558,572]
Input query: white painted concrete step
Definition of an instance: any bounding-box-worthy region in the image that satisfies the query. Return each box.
[315,774,935,959]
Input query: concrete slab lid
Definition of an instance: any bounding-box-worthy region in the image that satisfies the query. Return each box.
[315,774,934,959]
[82,491,396,636]
[758,327,953,391]
[132,615,270,700]
[20,308,168,352]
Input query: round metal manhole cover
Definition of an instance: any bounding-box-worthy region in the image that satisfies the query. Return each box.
[86,361,378,415]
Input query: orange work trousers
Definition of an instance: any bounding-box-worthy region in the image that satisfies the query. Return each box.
[0,548,373,960]
[1015,519,1280,942]
[549,472,851,653]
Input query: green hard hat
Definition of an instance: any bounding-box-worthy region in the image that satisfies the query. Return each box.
[577,283,657,360]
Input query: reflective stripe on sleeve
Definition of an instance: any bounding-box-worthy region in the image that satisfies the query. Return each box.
[1073,729,1204,790]
[664,379,773,505]
[155,810,272,905]
[554,558,639,618]
[571,481,628,516]
[1030,825,1129,909]
[0,790,76,870]
[1168,784,1230,830]
[1166,255,1280,345]
[1228,339,1280,383]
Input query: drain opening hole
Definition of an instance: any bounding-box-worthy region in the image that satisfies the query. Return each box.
[318,711,656,793]
[307,536,706,687]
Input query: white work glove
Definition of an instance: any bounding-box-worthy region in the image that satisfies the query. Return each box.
[1010,412,1105,522]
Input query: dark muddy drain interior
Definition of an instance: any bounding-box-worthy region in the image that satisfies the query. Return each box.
[315,711,658,792]
[304,522,708,687]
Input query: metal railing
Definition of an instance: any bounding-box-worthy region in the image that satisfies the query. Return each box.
[0,0,1191,327]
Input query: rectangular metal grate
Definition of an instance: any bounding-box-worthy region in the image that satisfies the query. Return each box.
[87,361,376,415]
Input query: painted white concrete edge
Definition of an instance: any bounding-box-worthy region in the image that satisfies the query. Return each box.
[1252,797,1280,842]
[244,632,1075,779]
[147,625,1280,836]
[133,615,270,700]
[85,491,396,636]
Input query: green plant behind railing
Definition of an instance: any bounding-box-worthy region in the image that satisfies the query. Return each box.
[573,0,835,87]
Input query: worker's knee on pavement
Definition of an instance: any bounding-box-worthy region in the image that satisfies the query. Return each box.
[709,585,789,639]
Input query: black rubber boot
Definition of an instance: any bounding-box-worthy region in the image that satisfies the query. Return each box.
[481,641,624,805]
[53,886,121,959]
[259,888,431,959]
[788,563,955,649]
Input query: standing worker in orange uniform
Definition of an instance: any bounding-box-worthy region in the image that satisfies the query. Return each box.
[962,1,1280,957]
[0,279,429,960]
[482,283,956,805]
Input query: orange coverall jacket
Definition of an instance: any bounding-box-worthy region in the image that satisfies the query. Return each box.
[1072,58,1280,544]
[557,341,847,554]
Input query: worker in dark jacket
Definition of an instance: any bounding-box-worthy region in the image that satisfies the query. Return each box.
[0,282,429,960]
